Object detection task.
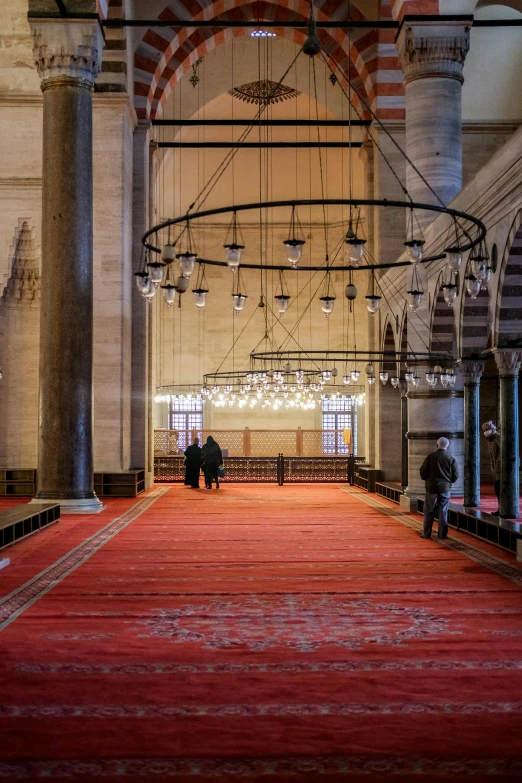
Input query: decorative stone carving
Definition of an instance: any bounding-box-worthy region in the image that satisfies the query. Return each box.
[397,22,470,84]
[459,360,484,385]
[495,349,522,377]
[30,19,104,87]
[3,221,40,303]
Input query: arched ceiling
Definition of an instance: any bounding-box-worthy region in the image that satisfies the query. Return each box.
[132,0,407,121]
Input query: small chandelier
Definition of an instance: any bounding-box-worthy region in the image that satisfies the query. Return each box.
[344,216,366,268]
[160,264,177,307]
[274,270,290,316]
[407,261,424,311]
[224,210,245,270]
[176,220,198,278]
[366,272,381,315]
[192,263,209,309]
[320,270,336,318]
[284,205,305,269]
[232,268,248,314]
[465,274,481,299]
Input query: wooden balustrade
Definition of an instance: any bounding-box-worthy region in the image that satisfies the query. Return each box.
[154,428,355,458]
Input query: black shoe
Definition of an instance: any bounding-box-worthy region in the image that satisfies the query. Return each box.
[438,533,448,540]
[491,509,500,516]
[420,534,431,539]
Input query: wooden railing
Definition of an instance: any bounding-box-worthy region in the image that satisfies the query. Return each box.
[154,429,356,458]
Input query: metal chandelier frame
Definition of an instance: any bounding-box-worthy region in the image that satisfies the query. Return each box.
[142,198,487,272]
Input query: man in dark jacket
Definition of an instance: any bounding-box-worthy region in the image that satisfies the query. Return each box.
[419,437,459,539]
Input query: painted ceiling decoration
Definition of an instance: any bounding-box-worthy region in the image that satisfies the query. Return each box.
[228,79,300,105]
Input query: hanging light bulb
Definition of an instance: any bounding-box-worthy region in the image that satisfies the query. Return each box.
[323,370,332,382]
[404,240,425,263]
[366,295,381,315]
[442,283,457,307]
[448,372,457,387]
[405,370,414,383]
[343,375,351,385]
[161,244,177,263]
[426,371,437,387]
[176,276,189,293]
[440,372,450,389]
[351,369,360,382]
[465,274,481,299]
[411,374,420,387]
[379,371,389,385]
[391,376,400,389]
[344,238,366,268]
[275,294,290,316]
[407,290,423,311]
[147,260,165,287]
[320,296,335,318]
[135,271,152,296]
[284,239,305,269]
[178,252,196,277]
[446,248,462,271]
[481,267,492,291]
[367,375,376,386]
[365,363,374,376]
[345,282,357,302]
[295,369,304,383]
[161,282,176,307]
[471,257,487,281]
[224,243,243,270]
[193,288,208,309]
[232,293,247,313]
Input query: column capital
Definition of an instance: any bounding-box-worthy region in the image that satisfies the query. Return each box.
[30,18,104,88]
[396,21,470,85]
[459,360,484,384]
[495,349,522,377]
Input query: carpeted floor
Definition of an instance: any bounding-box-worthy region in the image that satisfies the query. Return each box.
[1,483,522,782]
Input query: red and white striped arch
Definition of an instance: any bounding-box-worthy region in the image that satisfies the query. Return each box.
[133,0,406,122]
[390,0,440,21]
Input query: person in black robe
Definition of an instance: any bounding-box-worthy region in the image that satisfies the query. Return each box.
[201,435,223,489]
[184,436,202,488]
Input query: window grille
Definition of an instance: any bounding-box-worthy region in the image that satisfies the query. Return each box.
[321,398,357,454]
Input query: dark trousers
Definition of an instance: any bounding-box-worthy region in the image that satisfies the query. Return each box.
[423,492,450,538]
[204,462,219,488]
[494,480,500,503]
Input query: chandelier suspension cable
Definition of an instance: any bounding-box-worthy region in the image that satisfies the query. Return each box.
[318,46,474,245]
[186,47,305,218]
[312,56,329,260]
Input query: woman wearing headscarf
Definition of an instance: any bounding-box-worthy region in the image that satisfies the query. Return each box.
[201,435,223,490]
[184,436,203,488]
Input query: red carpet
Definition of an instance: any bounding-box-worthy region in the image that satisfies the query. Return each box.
[1,484,522,782]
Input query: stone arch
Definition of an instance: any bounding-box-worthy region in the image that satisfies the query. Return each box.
[382,318,397,374]
[496,209,522,347]
[133,0,404,120]
[430,275,456,359]
[390,0,440,21]
[475,0,522,12]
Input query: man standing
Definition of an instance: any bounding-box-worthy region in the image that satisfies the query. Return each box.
[419,437,459,539]
[481,421,500,515]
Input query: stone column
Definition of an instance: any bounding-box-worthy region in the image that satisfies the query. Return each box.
[400,380,409,490]
[30,19,104,512]
[495,350,522,519]
[401,381,465,511]
[397,21,470,226]
[460,360,484,508]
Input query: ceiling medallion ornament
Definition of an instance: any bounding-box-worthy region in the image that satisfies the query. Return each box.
[228,79,300,105]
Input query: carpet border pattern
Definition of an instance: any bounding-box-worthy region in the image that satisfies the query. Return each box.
[0,488,169,633]
[341,487,522,587]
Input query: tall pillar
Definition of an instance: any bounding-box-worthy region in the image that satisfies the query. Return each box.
[460,361,484,508]
[30,19,104,513]
[397,21,470,226]
[400,380,409,490]
[495,350,521,519]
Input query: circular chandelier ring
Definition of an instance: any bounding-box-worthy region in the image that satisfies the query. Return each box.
[143,198,487,271]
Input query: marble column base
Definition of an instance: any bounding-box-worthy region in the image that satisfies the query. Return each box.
[400,494,417,512]
[30,497,104,514]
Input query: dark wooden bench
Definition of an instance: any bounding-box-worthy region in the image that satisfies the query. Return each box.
[376,481,403,504]
[0,503,60,550]
[417,496,522,554]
